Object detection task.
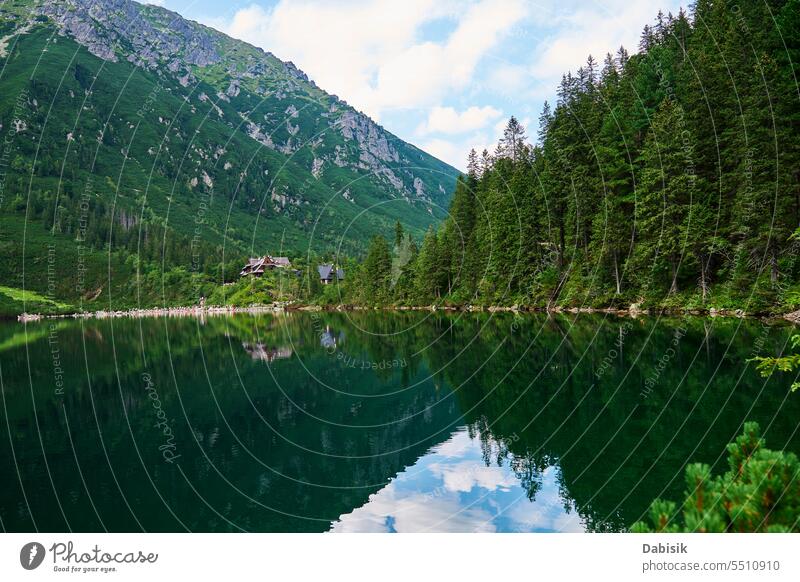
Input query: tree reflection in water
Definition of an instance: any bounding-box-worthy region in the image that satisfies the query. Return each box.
[0,312,798,532]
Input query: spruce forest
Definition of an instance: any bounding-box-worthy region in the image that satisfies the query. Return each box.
[343,0,800,313]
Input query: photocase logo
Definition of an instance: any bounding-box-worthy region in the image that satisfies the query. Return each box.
[20,542,46,570]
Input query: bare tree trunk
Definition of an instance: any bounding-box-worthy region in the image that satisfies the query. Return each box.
[670,260,679,295]
[770,247,779,284]
[699,255,708,302]
[549,272,568,309]
[613,250,621,295]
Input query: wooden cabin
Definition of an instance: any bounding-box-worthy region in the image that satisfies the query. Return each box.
[240,256,292,277]
[318,264,345,284]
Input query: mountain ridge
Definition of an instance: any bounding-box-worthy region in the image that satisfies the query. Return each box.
[33,0,457,205]
[0,0,459,313]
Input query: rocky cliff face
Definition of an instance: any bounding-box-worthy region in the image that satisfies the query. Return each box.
[39,0,219,66]
[32,0,456,205]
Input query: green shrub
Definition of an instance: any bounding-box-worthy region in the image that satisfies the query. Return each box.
[631,422,800,532]
[751,335,800,393]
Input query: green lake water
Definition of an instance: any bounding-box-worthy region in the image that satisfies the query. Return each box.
[1,312,798,532]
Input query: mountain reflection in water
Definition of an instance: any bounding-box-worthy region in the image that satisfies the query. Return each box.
[0,312,798,532]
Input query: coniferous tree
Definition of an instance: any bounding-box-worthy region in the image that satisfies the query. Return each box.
[498,116,527,162]
[337,0,799,312]
[632,423,800,532]
[394,220,404,250]
[416,226,443,300]
[361,235,392,302]
[634,99,696,295]
[467,148,480,179]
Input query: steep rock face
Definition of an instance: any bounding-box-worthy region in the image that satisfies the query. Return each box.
[338,109,400,165]
[38,0,220,67]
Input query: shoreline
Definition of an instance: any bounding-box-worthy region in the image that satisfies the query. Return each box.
[16,303,290,323]
[15,303,800,324]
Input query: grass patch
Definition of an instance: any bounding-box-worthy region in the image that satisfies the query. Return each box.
[0,285,71,308]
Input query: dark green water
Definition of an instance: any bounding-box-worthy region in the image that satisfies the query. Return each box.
[1,312,798,532]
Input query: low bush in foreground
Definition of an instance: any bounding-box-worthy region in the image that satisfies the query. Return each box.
[632,422,800,532]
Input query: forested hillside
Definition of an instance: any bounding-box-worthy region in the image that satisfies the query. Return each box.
[345,0,800,313]
[0,0,457,315]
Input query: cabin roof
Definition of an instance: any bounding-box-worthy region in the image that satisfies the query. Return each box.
[317,264,344,280]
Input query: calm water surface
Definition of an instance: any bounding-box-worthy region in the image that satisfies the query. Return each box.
[1,312,798,532]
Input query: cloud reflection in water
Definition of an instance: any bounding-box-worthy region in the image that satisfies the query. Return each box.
[331,428,586,532]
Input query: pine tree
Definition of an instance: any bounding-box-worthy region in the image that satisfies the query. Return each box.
[480,148,492,174]
[639,24,655,52]
[467,148,480,179]
[338,0,800,311]
[415,226,442,300]
[361,235,392,302]
[394,220,404,250]
[391,232,418,299]
[444,175,478,295]
[632,422,800,532]
[497,116,527,162]
[634,99,697,295]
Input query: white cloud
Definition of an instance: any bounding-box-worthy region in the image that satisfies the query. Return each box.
[331,482,499,533]
[485,62,529,94]
[419,134,493,170]
[417,105,503,135]
[429,460,517,493]
[528,0,683,98]
[434,431,475,458]
[419,114,531,169]
[331,430,505,532]
[216,0,527,120]
[503,489,585,532]
[493,117,509,135]
[419,138,466,169]
[331,429,586,533]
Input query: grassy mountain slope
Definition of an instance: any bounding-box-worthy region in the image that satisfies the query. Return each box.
[0,0,459,314]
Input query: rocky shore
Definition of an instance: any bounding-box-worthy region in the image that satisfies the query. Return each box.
[313,303,764,318]
[15,302,799,324]
[17,303,290,323]
[785,310,800,324]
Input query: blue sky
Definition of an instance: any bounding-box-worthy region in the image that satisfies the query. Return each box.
[149,0,684,170]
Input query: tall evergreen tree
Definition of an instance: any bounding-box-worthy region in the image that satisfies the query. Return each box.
[361,235,392,302]
[416,226,443,300]
[634,99,697,295]
[338,0,799,312]
[394,220,404,250]
[498,116,527,162]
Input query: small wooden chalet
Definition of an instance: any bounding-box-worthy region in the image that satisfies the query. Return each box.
[240,256,292,277]
[318,264,345,284]
[270,256,291,268]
